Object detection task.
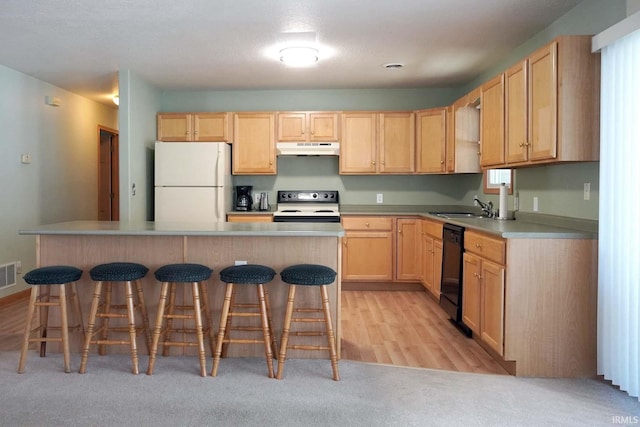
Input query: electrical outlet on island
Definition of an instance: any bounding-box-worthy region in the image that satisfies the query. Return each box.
[376,193,383,204]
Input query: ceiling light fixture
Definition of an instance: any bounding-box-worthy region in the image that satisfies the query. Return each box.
[279,47,319,67]
[112,95,119,106]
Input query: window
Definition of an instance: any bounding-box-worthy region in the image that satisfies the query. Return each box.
[483,169,513,194]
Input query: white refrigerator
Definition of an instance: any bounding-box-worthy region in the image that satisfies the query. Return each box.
[154,142,232,223]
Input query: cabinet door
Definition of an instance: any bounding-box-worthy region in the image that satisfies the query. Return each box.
[462,252,481,333]
[157,113,192,141]
[340,113,377,174]
[416,108,446,173]
[433,239,443,298]
[277,112,307,141]
[480,260,505,356]
[396,218,420,281]
[480,74,505,167]
[421,233,434,292]
[379,112,415,173]
[309,113,339,141]
[233,113,276,175]
[505,60,529,163]
[194,113,230,141]
[528,41,558,161]
[452,91,481,173]
[342,231,394,281]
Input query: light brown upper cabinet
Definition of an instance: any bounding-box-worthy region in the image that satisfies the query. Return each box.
[232,113,276,175]
[277,112,339,142]
[416,108,446,173]
[157,112,231,142]
[340,112,415,174]
[505,36,600,166]
[480,74,505,167]
[450,88,482,173]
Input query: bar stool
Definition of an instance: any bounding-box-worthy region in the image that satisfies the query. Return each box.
[17,266,84,373]
[147,263,214,377]
[276,264,340,381]
[79,262,151,375]
[211,264,277,378]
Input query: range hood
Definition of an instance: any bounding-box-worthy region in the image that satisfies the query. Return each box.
[276,142,340,156]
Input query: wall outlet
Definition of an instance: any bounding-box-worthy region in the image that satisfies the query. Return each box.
[234,260,247,266]
[533,196,539,212]
[16,261,22,275]
[583,182,591,201]
[376,193,383,204]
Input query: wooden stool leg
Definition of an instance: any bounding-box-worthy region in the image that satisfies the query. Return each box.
[192,282,207,377]
[276,284,296,380]
[39,286,50,357]
[124,281,139,375]
[199,281,216,357]
[147,281,170,375]
[79,281,103,374]
[58,284,71,373]
[257,284,275,378]
[211,282,234,377]
[263,286,278,357]
[220,287,236,358]
[17,286,39,373]
[135,279,152,353]
[99,282,112,356]
[162,283,177,357]
[321,285,340,381]
[68,282,85,335]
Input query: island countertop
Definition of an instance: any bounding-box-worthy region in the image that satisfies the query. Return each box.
[19,220,344,237]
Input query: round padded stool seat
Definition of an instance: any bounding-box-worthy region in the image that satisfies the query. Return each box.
[154,263,213,283]
[280,264,337,286]
[219,264,276,284]
[23,266,83,285]
[90,262,149,282]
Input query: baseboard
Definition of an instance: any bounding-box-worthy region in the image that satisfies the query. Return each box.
[342,281,424,291]
[471,333,517,376]
[0,289,29,307]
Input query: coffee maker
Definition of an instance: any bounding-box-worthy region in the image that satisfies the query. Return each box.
[235,186,253,211]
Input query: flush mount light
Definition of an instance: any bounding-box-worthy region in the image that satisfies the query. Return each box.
[279,47,319,66]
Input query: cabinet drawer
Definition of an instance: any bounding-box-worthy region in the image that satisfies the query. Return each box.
[464,230,505,264]
[422,219,443,239]
[341,216,393,231]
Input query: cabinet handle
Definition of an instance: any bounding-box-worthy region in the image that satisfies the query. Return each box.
[372,161,376,165]
[475,243,482,248]
[365,222,370,227]
[302,130,305,135]
[440,160,444,164]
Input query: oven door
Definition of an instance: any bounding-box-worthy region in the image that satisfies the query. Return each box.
[273,215,340,223]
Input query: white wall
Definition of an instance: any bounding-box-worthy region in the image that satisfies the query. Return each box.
[118,69,162,221]
[0,64,118,297]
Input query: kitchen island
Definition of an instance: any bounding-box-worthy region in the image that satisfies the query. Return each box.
[19,221,344,359]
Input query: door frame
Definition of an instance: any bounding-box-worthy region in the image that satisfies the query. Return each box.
[97,125,119,221]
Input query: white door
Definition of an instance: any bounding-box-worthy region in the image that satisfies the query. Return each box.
[155,187,223,223]
[155,142,224,187]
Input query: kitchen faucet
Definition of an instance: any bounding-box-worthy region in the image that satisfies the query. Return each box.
[474,197,495,218]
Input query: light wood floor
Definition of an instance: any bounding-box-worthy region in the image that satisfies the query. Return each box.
[0,289,507,375]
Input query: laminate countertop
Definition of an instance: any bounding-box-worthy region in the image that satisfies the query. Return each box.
[18,220,344,237]
[340,205,598,239]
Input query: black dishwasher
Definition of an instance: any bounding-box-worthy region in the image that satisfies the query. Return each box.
[439,223,472,337]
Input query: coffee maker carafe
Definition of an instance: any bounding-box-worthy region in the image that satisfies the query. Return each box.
[235,186,253,211]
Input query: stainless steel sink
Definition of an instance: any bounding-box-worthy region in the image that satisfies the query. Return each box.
[432,212,488,219]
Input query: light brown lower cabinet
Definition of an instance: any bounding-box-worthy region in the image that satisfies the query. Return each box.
[420,218,443,298]
[341,216,394,281]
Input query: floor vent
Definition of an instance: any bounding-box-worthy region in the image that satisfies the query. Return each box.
[0,262,17,289]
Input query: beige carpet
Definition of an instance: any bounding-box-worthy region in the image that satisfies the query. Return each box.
[2,351,638,426]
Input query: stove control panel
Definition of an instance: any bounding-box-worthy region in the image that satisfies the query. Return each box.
[276,190,339,203]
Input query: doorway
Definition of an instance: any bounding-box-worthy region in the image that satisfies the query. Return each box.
[98,126,119,221]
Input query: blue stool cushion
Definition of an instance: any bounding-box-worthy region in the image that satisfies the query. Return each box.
[23,266,83,285]
[280,264,337,286]
[90,262,149,282]
[155,263,213,283]
[219,265,276,284]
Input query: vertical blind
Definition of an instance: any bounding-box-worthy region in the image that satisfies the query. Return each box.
[598,28,640,400]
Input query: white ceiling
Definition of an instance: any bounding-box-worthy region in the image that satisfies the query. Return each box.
[0,0,583,106]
